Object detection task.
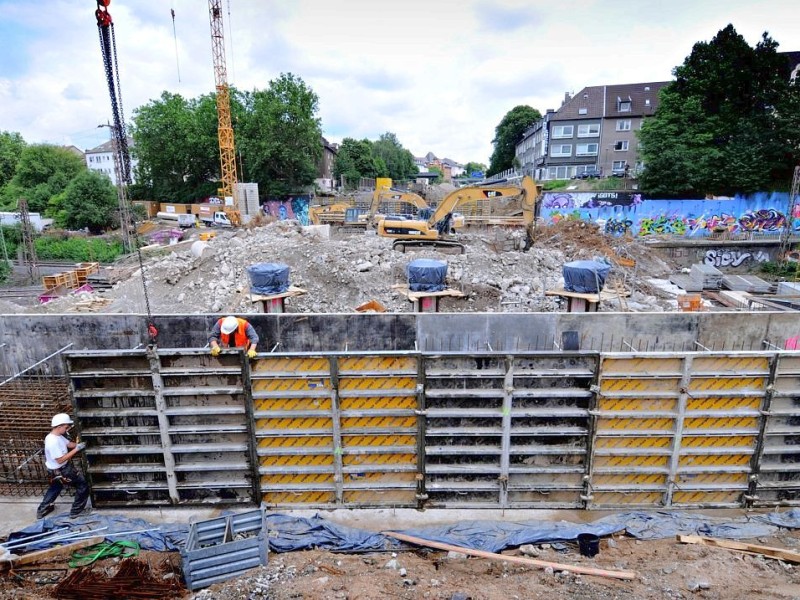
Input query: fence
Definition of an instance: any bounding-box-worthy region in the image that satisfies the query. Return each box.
[54,345,800,510]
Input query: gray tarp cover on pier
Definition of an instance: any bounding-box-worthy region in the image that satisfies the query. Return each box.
[7,509,800,555]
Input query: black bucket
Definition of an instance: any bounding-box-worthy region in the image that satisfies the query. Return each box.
[577,533,600,557]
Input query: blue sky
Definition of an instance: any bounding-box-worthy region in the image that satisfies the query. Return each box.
[0,0,798,164]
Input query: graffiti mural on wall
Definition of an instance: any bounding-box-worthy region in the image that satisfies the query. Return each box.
[541,191,797,239]
[262,196,312,225]
[704,249,771,268]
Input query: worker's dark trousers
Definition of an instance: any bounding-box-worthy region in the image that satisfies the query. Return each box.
[37,462,89,518]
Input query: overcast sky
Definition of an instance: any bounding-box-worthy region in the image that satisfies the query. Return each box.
[1,0,798,165]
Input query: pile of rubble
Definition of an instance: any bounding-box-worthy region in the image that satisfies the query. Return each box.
[20,218,676,315]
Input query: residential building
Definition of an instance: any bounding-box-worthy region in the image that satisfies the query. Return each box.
[517,81,669,180]
[316,137,338,191]
[85,138,138,186]
[414,151,464,182]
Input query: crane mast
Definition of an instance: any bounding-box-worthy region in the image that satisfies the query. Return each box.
[208,1,238,204]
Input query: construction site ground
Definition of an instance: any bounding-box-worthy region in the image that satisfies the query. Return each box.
[2,501,800,599]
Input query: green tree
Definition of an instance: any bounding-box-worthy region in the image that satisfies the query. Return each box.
[0,131,26,189]
[487,106,541,176]
[427,165,443,184]
[239,73,322,195]
[371,132,417,181]
[49,170,118,233]
[0,145,85,213]
[333,138,381,186]
[639,24,800,196]
[463,161,487,177]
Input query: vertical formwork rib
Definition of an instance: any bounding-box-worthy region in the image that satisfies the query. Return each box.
[146,349,180,504]
[498,355,514,507]
[329,357,344,504]
[664,356,692,506]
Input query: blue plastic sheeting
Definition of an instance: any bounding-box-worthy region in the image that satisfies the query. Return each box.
[407,259,447,292]
[247,263,290,295]
[563,260,611,293]
[7,510,800,555]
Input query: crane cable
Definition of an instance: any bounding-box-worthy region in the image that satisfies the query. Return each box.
[95,1,158,345]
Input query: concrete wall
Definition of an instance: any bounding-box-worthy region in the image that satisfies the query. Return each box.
[5,312,800,376]
[649,240,781,271]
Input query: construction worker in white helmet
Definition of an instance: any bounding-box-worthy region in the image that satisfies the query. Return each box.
[36,413,90,519]
[209,315,259,359]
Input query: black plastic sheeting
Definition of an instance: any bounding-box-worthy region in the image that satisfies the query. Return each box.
[563,260,610,293]
[7,509,800,555]
[247,262,290,295]
[407,259,447,292]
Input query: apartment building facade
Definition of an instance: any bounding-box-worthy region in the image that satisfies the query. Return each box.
[85,138,138,186]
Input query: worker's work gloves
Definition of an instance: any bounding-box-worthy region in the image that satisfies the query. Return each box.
[247,349,257,359]
[210,346,221,357]
[75,442,86,452]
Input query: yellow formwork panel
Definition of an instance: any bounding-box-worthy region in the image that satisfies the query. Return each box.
[252,378,330,393]
[591,492,663,506]
[671,491,742,505]
[343,490,417,504]
[594,436,672,449]
[343,453,416,467]
[674,472,749,485]
[685,396,761,411]
[600,378,680,394]
[681,435,755,448]
[252,356,330,374]
[256,417,332,431]
[339,396,416,411]
[341,416,416,430]
[688,377,766,393]
[339,355,417,373]
[260,454,334,468]
[593,455,669,468]
[597,397,676,412]
[596,417,675,431]
[343,434,416,448]
[683,417,759,430]
[264,491,335,505]
[591,473,667,486]
[261,472,334,486]
[678,454,751,468]
[344,472,417,484]
[254,397,332,411]
[258,436,332,449]
[339,376,417,392]
[601,357,682,376]
[692,356,769,374]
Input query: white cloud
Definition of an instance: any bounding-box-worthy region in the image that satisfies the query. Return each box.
[0,0,798,163]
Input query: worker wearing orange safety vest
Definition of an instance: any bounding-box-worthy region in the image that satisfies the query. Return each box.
[209,316,259,359]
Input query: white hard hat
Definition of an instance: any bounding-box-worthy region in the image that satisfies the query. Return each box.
[51,413,74,428]
[220,316,239,335]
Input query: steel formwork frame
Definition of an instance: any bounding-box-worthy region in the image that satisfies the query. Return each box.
[55,347,800,509]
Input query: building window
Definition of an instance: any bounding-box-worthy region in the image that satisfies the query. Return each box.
[577,124,600,137]
[618,97,632,112]
[614,141,629,151]
[578,108,588,115]
[645,99,651,106]
[612,160,627,173]
[576,143,598,156]
[547,166,570,179]
[551,125,574,139]
[550,144,572,157]
[616,119,631,131]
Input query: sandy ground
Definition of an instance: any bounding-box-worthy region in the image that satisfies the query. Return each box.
[2,503,800,599]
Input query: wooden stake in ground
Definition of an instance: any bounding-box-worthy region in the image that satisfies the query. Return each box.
[0,536,105,570]
[382,531,637,581]
[677,535,800,564]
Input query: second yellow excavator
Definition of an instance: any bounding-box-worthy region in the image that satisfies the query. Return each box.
[376,176,539,253]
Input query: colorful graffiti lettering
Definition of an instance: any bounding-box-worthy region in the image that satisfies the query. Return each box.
[738,209,786,232]
[543,193,575,209]
[638,215,687,236]
[584,192,642,208]
[704,249,770,268]
[604,218,633,236]
[686,213,738,234]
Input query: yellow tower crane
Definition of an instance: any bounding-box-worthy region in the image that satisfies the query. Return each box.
[208,1,238,207]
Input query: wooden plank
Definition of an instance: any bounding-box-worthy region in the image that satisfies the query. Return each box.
[383,531,637,581]
[250,286,308,302]
[677,535,800,563]
[0,536,105,569]
[391,284,465,300]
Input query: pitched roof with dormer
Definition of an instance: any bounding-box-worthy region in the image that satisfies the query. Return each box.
[604,81,670,118]
[551,86,605,121]
[85,137,134,154]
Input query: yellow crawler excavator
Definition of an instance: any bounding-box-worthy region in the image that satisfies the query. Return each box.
[377,176,539,253]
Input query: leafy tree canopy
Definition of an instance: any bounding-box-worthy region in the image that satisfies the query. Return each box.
[371,132,417,181]
[0,131,26,189]
[463,161,487,177]
[487,105,541,176]
[639,24,800,196]
[333,138,382,186]
[49,170,118,234]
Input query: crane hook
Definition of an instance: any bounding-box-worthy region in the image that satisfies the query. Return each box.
[95,0,112,27]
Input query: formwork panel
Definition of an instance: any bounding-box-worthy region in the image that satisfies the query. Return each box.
[755,354,800,506]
